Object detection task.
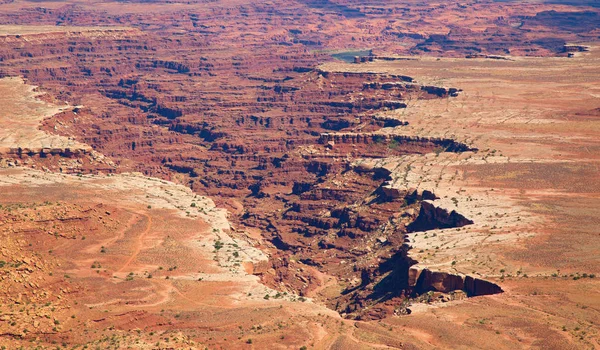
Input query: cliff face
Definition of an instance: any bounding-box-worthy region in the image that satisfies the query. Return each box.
[0,0,554,320]
[0,27,495,318]
[407,201,474,233]
[409,268,503,297]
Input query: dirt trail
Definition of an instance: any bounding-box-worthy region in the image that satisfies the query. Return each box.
[116,213,152,274]
[342,326,401,349]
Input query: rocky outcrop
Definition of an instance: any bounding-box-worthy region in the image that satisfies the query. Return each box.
[4,147,90,158]
[372,115,409,128]
[464,275,504,296]
[363,82,461,98]
[407,201,473,233]
[375,184,436,203]
[0,3,531,323]
[319,133,475,153]
[317,70,414,83]
[563,44,589,53]
[410,268,464,293]
[420,85,461,97]
[409,268,503,297]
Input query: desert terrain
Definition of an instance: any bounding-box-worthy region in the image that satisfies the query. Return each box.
[0,0,599,349]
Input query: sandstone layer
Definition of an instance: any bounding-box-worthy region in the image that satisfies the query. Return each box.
[0,0,599,348]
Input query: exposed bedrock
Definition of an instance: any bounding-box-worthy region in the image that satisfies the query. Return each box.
[363,81,462,97]
[377,185,438,203]
[335,246,417,319]
[0,27,492,320]
[409,268,503,297]
[319,114,408,131]
[250,159,492,320]
[407,201,474,233]
[168,122,227,142]
[5,147,90,158]
[563,44,589,53]
[0,2,589,332]
[372,115,409,128]
[464,275,504,297]
[319,133,475,153]
[317,70,414,83]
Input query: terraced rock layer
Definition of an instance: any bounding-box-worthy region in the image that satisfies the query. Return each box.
[1,70,495,320]
[0,0,599,347]
[1,0,593,322]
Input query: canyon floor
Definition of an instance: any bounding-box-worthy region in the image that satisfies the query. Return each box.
[0,0,599,349]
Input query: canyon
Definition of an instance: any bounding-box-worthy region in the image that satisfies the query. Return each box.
[0,0,599,349]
